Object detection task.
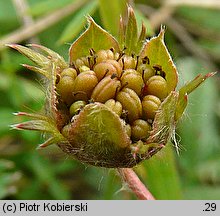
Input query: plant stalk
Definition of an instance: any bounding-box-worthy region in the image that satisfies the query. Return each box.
[117,168,155,200]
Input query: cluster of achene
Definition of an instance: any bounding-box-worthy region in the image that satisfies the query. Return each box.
[57,48,169,146]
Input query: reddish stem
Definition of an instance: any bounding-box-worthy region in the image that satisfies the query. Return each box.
[117,168,155,200]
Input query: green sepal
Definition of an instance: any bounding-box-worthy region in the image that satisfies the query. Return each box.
[13,112,51,120]
[131,92,179,160]
[44,63,59,120]
[59,102,134,167]
[118,15,125,49]
[125,6,138,55]
[7,44,68,79]
[8,45,67,135]
[11,112,67,148]
[140,26,178,93]
[61,102,131,149]
[28,44,68,69]
[6,44,50,68]
[22,64,49,78]
[136,22,146,53]
[175,72,216,121]
[69,16,120,64]
[38,137,66,149]
[146,91,179,145]
[131,140,164,158]
[121,6,147,55]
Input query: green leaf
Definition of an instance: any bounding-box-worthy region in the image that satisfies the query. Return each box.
[0,1,19,34]
[22,64,49,78]
[0,108,15,135]
[58,0,98,44]
[140,27,178,93]
[177,6,220,33]
[98,0,127,37]
[184,186,220,200]
[8,45,67,122]
[69,17,120,63]
[199,39,220,58]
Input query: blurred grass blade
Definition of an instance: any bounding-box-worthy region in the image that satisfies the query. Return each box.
[28,154,70,199]
[177,58,219,167]
[58,0,98,44]
[196,158,220,185]
[136,144,182,199]
[98,0,127,37]
[177,6,220,32]
[184,186,220,200]
[134,8,153,37]
[28,0,74,17]
[0,108,15,136]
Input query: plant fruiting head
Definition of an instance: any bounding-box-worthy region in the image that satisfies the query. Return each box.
[9,7,216,168]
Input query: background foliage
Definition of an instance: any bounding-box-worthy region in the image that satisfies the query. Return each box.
[0,0,219,200]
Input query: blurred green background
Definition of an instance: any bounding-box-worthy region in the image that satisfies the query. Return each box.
[0,0,220,200]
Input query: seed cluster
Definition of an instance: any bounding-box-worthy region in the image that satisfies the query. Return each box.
[56,49,169,144]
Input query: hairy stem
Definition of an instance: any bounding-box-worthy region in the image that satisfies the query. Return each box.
[117,168,155,200]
